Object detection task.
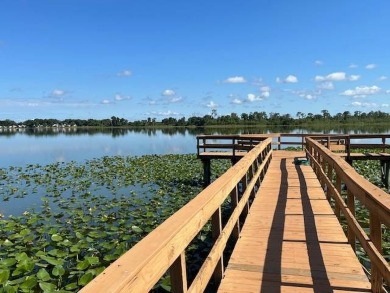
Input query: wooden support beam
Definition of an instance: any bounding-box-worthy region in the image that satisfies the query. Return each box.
[202,159,211,187]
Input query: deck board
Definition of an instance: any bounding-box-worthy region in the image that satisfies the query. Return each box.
[218,151,371,293]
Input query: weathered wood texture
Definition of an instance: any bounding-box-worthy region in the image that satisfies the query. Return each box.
[218,151,371,293]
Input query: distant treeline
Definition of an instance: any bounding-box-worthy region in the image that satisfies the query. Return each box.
[1,110,390,128]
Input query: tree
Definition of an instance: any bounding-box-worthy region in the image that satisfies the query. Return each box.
[321,109,330,119]
[296,112,305,120]
[211,109,218,119]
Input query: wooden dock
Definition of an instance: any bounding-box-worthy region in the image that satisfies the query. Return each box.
[218,151,371,292]
[82,134,390,293]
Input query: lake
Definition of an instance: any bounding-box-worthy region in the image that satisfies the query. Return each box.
[1,125,390,167]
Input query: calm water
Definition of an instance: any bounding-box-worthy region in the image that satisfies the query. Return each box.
[1,126,390,168]
[1,126,390,216]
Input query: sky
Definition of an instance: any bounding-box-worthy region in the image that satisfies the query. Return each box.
[1,0,390,122]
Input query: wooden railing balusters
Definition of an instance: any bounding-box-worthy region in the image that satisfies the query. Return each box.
[170,252,188,293]
[335,174,341,219]
[230,185,240,239]
[347,189,356,251]
[211,207,224,284]
[326,163,333,201]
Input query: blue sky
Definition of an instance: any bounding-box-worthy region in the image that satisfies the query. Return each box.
[1,1,390,121]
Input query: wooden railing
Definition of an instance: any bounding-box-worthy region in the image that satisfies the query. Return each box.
[197,133,390,155]
[81,138,273,292]
[196,134,265,157]
[305,137,390,292]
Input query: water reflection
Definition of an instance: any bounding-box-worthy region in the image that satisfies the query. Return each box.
[1,126,390,168]
[2,125,390,137]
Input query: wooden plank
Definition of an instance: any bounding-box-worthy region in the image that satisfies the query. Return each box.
[218,151,370,293]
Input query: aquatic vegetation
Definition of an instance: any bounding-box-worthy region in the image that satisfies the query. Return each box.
[1,148,388,291]
[345,149,390,271]
[0,154,230,292]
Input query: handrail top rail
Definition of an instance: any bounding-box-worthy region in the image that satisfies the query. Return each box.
[306,137,390,226]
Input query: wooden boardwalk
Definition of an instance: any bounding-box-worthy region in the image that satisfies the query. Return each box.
[218,151,371,293]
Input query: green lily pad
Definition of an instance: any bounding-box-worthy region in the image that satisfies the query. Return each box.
[0,269,10,285]
[78,272,94,286]
[37,268,51,281]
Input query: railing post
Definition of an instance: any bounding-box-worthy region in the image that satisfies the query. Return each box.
[326,163,333,201]
[347,189,356,251]
[335,174,341,219]
[233,137,236,158]
[382,137,386,153]
[170,252,188,293]
[230,185,240,239]
[327,136,330,149]
[369,212,383,292]
[248,163,256,200]
[241,173,249,219]
[278,136,281,150]
[321,155,326,188]
[211,207,224,284]
[346,136,351,163]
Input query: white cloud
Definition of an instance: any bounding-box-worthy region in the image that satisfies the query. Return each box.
[386,90,390,94]
[260,86,270,98]
[224,76,246,83]
[285,75,298,83]
[169,96,183,103]
[351,101,389,108]
[101,99,111,104]
[152,110,180,116]
[276,75,298,83]
[349,75,360,81]
[315,72,346,82]
[261,91,270,98]
[51,89,66,97]
[114,94,131,101]
[247,93,264,102]
[305,94,316,100]
[206,101,218,108]
[162,89,175,96]
[314,60,323,66]
[349,64,358,69]
[340,85,381,98]
[231,98,243,104]
[117,69,132,77]
[317,81,334,90]
[365,64,376,70]
[379,76,388,81]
